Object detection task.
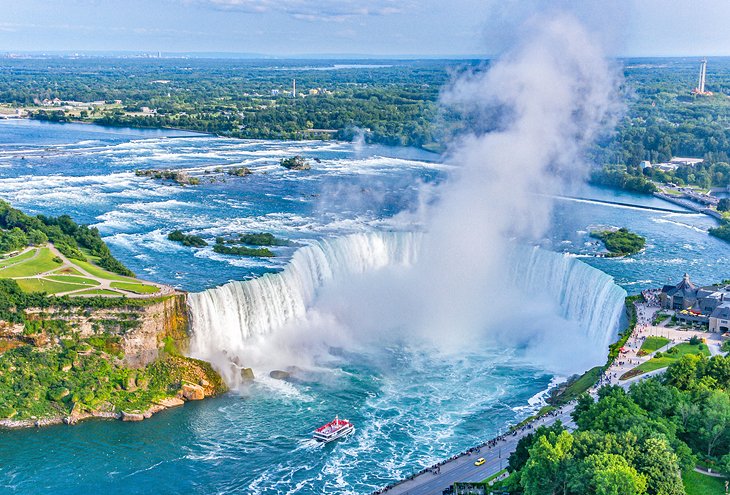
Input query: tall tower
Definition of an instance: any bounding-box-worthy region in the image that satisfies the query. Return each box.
[697,59,707,94]
[292,78,296,98]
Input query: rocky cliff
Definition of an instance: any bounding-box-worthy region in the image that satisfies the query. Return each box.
[15,293,190,367]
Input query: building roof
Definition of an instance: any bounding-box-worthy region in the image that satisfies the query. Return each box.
[666,273,698,299]
[710,303,730,320]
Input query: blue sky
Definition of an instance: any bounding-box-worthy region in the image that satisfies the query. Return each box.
[1,0,729,57]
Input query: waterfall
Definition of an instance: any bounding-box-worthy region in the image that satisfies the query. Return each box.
[188,232,421,367]
[507,247,627,352]
[188,232,626,380]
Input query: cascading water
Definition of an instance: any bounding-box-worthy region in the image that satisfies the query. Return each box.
[188,231,627,385]
[188,232,421,381]
[508,246,628,351]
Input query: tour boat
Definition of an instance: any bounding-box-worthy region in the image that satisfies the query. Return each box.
[313,416,354,443]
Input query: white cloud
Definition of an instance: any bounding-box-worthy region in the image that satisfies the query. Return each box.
[194,0,407,20]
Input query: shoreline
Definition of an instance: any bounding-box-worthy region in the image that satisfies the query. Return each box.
[373,296,639,494]
[0,394,204,430]
[9,115,443,157]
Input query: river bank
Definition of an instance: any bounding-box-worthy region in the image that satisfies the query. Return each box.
[0,382,216,430]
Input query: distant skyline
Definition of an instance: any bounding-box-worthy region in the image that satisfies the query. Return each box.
[2,1,730,58]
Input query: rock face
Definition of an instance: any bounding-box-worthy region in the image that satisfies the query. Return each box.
[241,368,255,381]
[269,370,290,380]
[156,397,185,408]
[120,411,145,422]
[181,383,205,401]
[122,294,190,367]
[280,156,311,170]
[22,293,190,368]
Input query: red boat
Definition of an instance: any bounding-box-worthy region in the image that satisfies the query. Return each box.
[313,416,354,443]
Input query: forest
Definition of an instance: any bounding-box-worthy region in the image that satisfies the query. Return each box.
[496,354,730,495]
[1,56,729,178]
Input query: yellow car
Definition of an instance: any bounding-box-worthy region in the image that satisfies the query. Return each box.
[474,458,486,466]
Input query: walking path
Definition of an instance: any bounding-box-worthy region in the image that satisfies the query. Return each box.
[595,297,724,389]
[7,244,175,299]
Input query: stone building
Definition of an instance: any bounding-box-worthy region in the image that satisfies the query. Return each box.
[661,273,730,332]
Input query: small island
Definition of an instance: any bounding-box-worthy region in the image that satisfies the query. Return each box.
[280,156,311,170]
[168,230,208,248]
[135,169,200,186]
[213,238,275,257]
[227,166,252,177]
[590,227,646,257]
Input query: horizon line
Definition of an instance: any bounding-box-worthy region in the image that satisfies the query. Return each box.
[4,50,730,61]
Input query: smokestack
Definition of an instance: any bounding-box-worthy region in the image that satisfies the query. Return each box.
[699,59,706,93]
[292,78,296,99]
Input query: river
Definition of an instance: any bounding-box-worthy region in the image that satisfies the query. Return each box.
[0,120,727,495]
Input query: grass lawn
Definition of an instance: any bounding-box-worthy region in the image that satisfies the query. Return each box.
[0,248,61,278]
[74,288,125,296]
[622,343,711,379]
[110,281,159,294]
[53,266,84,276]
[0,248,37,268]
[74,258,137,283]
[682,469,727,495]
[46,275,100,286]
[640,336,671,353]
[557,366,603,403]
[653,312,673,325]
[15,278,89,295]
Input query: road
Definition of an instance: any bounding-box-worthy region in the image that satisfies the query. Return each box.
[379,406,576,495]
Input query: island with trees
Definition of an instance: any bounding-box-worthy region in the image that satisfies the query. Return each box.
[281,156,311,170]
[590,228,646,257]
[0,201,225,428]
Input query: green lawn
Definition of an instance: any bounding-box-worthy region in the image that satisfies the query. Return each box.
[481,469,508,484]
[0,248,37,269]
[558,366,603,403]
[682,469,727,495]
[73,288,125,296]
[15,278,89,295]
[110,281,160,294]
[653,312,673,325]
[74,258,137,282]
[46,275,100,286]
[640,336,671,353]
[623,343,711,378]
[0,248,61,278]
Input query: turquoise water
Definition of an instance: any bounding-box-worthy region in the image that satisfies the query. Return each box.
[0,121,727,495]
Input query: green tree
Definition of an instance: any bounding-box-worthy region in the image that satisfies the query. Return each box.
[635,437,684,495]
[699,391,730,457]
[586,453,647,495]
[521,430,574,495]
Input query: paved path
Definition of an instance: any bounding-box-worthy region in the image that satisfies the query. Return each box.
[595,301,725,389]
[9,244,175,299]
[378,406,576,495]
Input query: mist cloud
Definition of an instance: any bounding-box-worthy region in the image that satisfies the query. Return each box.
[190,12,625,381]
